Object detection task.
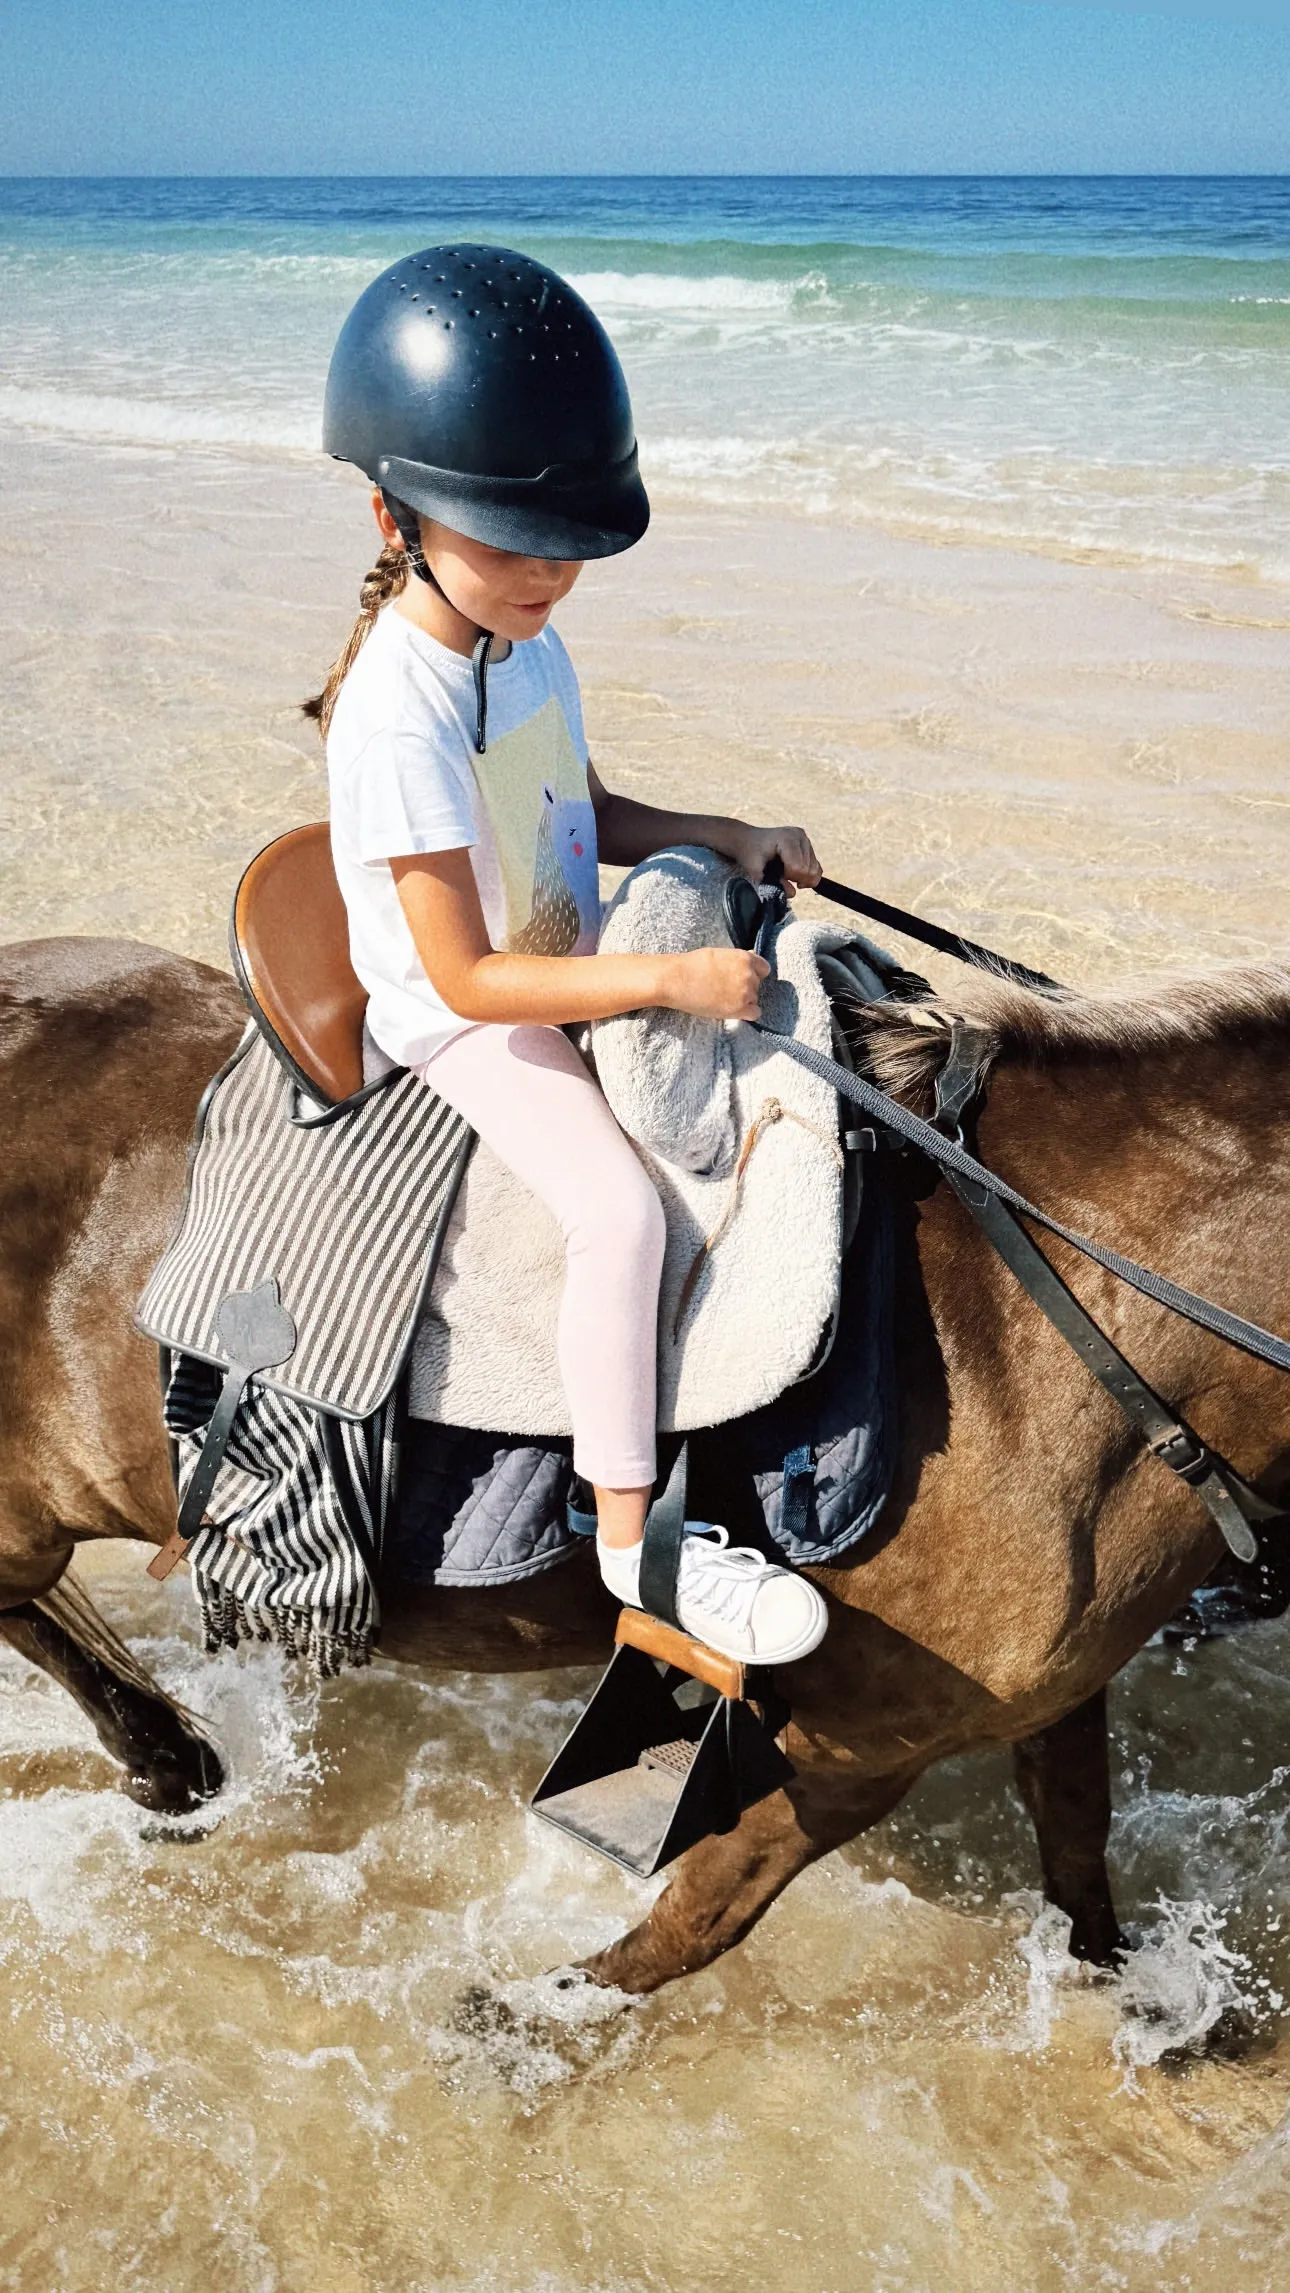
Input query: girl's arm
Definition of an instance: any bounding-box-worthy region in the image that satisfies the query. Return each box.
[392,848,768,1028]
[587,763,822,891]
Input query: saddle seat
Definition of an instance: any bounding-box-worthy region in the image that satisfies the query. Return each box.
[231,822,369,1106]
[227,825,886,1448]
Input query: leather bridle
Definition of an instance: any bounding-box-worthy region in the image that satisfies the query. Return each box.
[732,869,1290,1564]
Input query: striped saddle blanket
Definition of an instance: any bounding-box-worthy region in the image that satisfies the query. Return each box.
[136,1036,475,1670]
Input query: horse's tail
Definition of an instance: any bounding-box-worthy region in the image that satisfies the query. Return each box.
[36,1563,218,1744]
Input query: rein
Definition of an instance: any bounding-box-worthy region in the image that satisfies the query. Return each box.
[741,869,1290,1561]
[813,875,1065,997]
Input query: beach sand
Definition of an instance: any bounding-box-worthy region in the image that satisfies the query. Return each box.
[6,434,1289,987]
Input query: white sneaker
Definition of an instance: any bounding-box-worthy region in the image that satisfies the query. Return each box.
[597,1526,828,1666]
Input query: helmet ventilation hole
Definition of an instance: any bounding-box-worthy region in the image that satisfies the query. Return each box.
[326,242,647,559]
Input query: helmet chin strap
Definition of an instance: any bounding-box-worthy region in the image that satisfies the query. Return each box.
[382,491,493,754]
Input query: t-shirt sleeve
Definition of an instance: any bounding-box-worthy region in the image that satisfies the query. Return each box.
[342,727,478,865]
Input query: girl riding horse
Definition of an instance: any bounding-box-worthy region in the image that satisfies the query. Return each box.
[310,245,828,1668]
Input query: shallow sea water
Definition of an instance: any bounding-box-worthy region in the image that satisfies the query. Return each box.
[4,176,1290,2291]
[4,1543,1290,2293]
[3,175,1289,574]
[4,429,1290,2292]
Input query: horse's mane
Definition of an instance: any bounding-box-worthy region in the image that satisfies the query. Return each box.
[843,961,1290,1115]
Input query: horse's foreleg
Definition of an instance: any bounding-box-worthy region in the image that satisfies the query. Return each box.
[582,1768,914,1995]
[0,1568,224,1814]
[1012,1688,1123,1966]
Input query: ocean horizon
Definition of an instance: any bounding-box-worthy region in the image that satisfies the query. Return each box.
[3,172,1288,575]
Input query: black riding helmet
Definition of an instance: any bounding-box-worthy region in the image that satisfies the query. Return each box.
[323,244,650,563]
[324,245,648,750]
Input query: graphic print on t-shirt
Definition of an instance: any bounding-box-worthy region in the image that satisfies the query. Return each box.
[470,694,599,956]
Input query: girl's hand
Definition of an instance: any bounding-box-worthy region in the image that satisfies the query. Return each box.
[664,948,771,1022]
[726,823,822,892]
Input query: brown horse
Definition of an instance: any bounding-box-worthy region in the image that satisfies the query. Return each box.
[2,932,1289,1995]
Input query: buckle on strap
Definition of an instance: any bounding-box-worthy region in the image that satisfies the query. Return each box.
[1148,1426,1209,1483]
[932,1018,992,1141]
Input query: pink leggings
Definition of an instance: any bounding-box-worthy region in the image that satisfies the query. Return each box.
[421,1024,666,1488]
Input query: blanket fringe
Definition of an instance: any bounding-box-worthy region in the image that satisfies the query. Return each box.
[197,1579,374,1679]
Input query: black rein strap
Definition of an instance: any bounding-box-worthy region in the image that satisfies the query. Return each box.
[945,1172,1272,1563]
[760,1026,1290,1376]
[754,1021,1289,1560]
[813,875,1064,997]
[735,866,1286,1555]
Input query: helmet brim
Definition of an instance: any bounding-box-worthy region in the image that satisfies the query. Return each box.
[374,452,649,562]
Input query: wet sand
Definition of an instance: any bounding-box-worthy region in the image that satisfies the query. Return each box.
[4,434,1290,2291]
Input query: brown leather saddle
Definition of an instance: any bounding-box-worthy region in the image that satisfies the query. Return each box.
[230,822,370,1106]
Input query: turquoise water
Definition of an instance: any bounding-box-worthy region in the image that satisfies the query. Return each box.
[3,175,1289,570]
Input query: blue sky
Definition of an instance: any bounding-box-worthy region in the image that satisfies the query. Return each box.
[2,0,1287,176]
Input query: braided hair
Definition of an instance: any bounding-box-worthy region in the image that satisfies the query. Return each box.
[302,541,409,739]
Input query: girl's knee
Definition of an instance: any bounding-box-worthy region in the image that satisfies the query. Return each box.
[570,1164,665,1273]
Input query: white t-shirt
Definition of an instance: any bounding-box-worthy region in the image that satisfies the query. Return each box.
[326,608,599,1067]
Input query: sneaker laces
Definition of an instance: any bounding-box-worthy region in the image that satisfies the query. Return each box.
[676,1526,781,1631]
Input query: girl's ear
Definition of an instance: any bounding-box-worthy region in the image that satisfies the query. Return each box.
[372,489,402,550]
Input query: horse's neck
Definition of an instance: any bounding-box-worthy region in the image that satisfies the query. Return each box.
[976,1032,1290,1341]
[988,1030,1285,1181]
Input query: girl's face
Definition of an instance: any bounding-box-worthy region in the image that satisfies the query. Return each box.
[425,521,584,642]
[373,494,583,644]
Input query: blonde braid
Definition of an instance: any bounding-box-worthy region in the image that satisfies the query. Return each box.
[302,542,410,739]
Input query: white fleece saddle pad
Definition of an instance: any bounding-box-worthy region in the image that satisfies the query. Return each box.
[407,846,887,1435]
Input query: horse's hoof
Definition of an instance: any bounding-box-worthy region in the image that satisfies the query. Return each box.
[121,1732,225,1815]
[451,1982,518,2041]
[1067,1913,1126,1969]
[444,1968,637,2089]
